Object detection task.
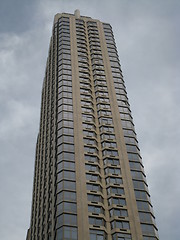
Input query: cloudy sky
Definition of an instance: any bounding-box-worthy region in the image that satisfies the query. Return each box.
[0,0,179,239]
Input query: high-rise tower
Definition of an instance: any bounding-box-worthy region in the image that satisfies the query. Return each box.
[27,10,159,240]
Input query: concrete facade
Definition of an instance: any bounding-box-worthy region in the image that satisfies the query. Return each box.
[27,11,159,240]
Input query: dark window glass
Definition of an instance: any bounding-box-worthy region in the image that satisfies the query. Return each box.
[85,154,99,163]
[57,213,77,228]
[103,158,120,166]
[87,194,103,203]
[139,212,154,224]
[85,163,100,172]
[57,161,75,172]
[137,200,151,212]
[57,202,77,215]
[109,208,128,217]
[141,224,157,236]
[57,170,75,181]
[134,190,150,201]
[88,205,104,214]
[104,167,121,175]
[111,220,130,230]
[112,233,131,240]
[106,176,123,185]
[108,197,126,206]
[57,180,76,192]
[86,183,102,192]
[89,217,105,226]
[57,191,76,203]
[90,229,107,240]
[86,173,101,181]
[107,187,124,195]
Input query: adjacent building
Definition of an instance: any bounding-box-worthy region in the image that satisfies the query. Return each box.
[27,10,159,240]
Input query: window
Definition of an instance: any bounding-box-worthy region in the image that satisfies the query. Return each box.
[84,138,97,146]
[80,82,91,89]
[57,152,75,162]
[103,158,120,166]
[96,97,109,103]
[137,200,151,212]
[57,135,73,145]
[87,193,103,203]
[57,111,73,121]
[89,217,105,226]
[120,113,132,121]
[126,144,140,154]
[57,143,74,153]
[134,190,150,201]
[57,161,75,172]
[108,197,126,206]
[131,170,145,181]
[97,103,110,110]
[82,122,96,130]
[141,224,157,236]
[123,129,136,138]
[97,110,111,116]
[57,191,76,203]
[110,208,128,217]
[104,167,121,175]
[86,183,102,192]
[90,229,107,240]
[57,170,75,181]
[58,79,72,87]
[81,94,93,101]
[99,117,113,125]
[57,180,76,192]
[84,146,98,154]
[82,114,95,122]
[143,237,157,240]
[112,233,131,240]
[88,205,104,214]
[58,119,74,129]
[81,107,94,114]
[85,163,100,172]
[58,91,72,99]
[100,133,115,140]
[118,103,131,112]
[81,100,93,107]
[106,176,122,185]
[86,173,101,181]
[107,187,124,195]
[56,202,77,215]
[133,180,148,191]
[139,212,154,224]
[128,153,141,161]
[83,130,97,138]
[102,149,118,157]
[129,161,143,171]
[58,104,73,112]
[85,154,99,162]
[111,220,130,230]
[121,120,134,129]
[99,125,114,133]
[57,213,77,228]
[56,226,77,240]
[58,74,72,82]
[57,127,74,136]
[101,141,117,148]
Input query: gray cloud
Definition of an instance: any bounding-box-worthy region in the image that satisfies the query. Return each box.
[0,0,37,33]
[0,0,179,239]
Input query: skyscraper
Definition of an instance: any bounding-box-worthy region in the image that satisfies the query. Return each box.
[27,10,159,240]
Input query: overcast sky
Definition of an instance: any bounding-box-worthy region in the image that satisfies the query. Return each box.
[0,0,179,239]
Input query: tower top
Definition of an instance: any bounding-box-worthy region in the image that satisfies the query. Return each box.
[74,9,80,18]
